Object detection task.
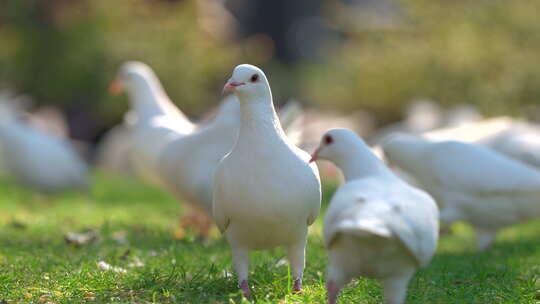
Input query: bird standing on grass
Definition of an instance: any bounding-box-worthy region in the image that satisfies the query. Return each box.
[311,129,438,304]
[213,64,321,297]
[0,100,89,193]
[382,133,540,250]
[111,61,305,237]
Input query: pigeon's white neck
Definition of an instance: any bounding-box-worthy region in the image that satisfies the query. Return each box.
[333,142,392,181]
[236,92,286,141]
[126,74,178,121]
[210,97,241,129]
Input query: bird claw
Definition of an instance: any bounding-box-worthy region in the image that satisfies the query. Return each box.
[240,280,250,297]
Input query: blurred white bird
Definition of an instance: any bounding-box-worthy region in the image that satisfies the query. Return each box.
[443,104,483,128]
[0,100,89,193]
[372,100,483,146]
[371,99,443,144]
[311,129,438,304]
[425,117,540,170]
[158,95,240,235]
[213,64,321,297]
[110,61,195,187]
[382,134,540,250]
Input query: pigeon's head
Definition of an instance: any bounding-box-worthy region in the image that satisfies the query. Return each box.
[310,128,361,163]
[223,64,270,100]
[110,61,156,96]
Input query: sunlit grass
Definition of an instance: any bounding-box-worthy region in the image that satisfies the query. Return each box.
[0,173,538,303]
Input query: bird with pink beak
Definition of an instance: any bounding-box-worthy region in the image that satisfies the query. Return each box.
[310,129,438,304]
[213,64,321,298]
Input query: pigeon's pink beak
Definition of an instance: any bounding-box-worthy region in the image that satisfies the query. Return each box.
[309,147,320,163]
[109,79,123,96]
[222,80,245,94]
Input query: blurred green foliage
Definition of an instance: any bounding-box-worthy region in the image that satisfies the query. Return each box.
[300,0,540,124]
[1,1,108,109]
[1,0,540,126]
[0,0,241,126]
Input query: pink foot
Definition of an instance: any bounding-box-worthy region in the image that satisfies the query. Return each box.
[293,278,303,294]
[240,280,250,297]
[327,281,338,304]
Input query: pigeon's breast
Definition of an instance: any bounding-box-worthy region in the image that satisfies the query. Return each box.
[219,147,321,249]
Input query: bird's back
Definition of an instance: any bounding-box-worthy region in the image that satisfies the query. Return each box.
[409,141,540,227]
[1,124,88,192]
[324,178,438,268]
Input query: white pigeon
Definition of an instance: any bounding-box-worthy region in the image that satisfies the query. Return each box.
[213,64,321,297]
[310,129,438,304]
[0,100,89,193]
[382,133,540,250]
[110,61,195,187]
[157,95,240,235]
[157,95,304,235]
[110,62,305,235]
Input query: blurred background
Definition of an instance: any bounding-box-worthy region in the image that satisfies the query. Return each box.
[1,0,539,156]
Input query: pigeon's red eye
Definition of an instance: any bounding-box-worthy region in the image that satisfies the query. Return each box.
[324,135,333,145]
[250,74,259,82]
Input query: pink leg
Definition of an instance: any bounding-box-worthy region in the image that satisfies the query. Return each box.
[287,238,306,294]
[180,211,212,237]
[293,278,303,294]
[240,280,250,297]
[327,280,339,304]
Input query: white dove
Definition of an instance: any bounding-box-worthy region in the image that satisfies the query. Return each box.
[311,129,438,304]
[110,61,195,187]
[158,95,240,235]
[0,100,89,193]
[213,64,321,297]
[382,133,540,250]
[110,62,306,235]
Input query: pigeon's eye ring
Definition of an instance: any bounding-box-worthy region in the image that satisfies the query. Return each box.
[250,74,259,82]
[324,135,333,145]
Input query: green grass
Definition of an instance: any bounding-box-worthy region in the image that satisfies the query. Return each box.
[0,173,539,303]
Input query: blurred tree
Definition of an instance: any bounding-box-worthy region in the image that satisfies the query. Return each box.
[0,0,242,142]
[1,0,110,140]
[300,0,540,124]
[97,0,240,119]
